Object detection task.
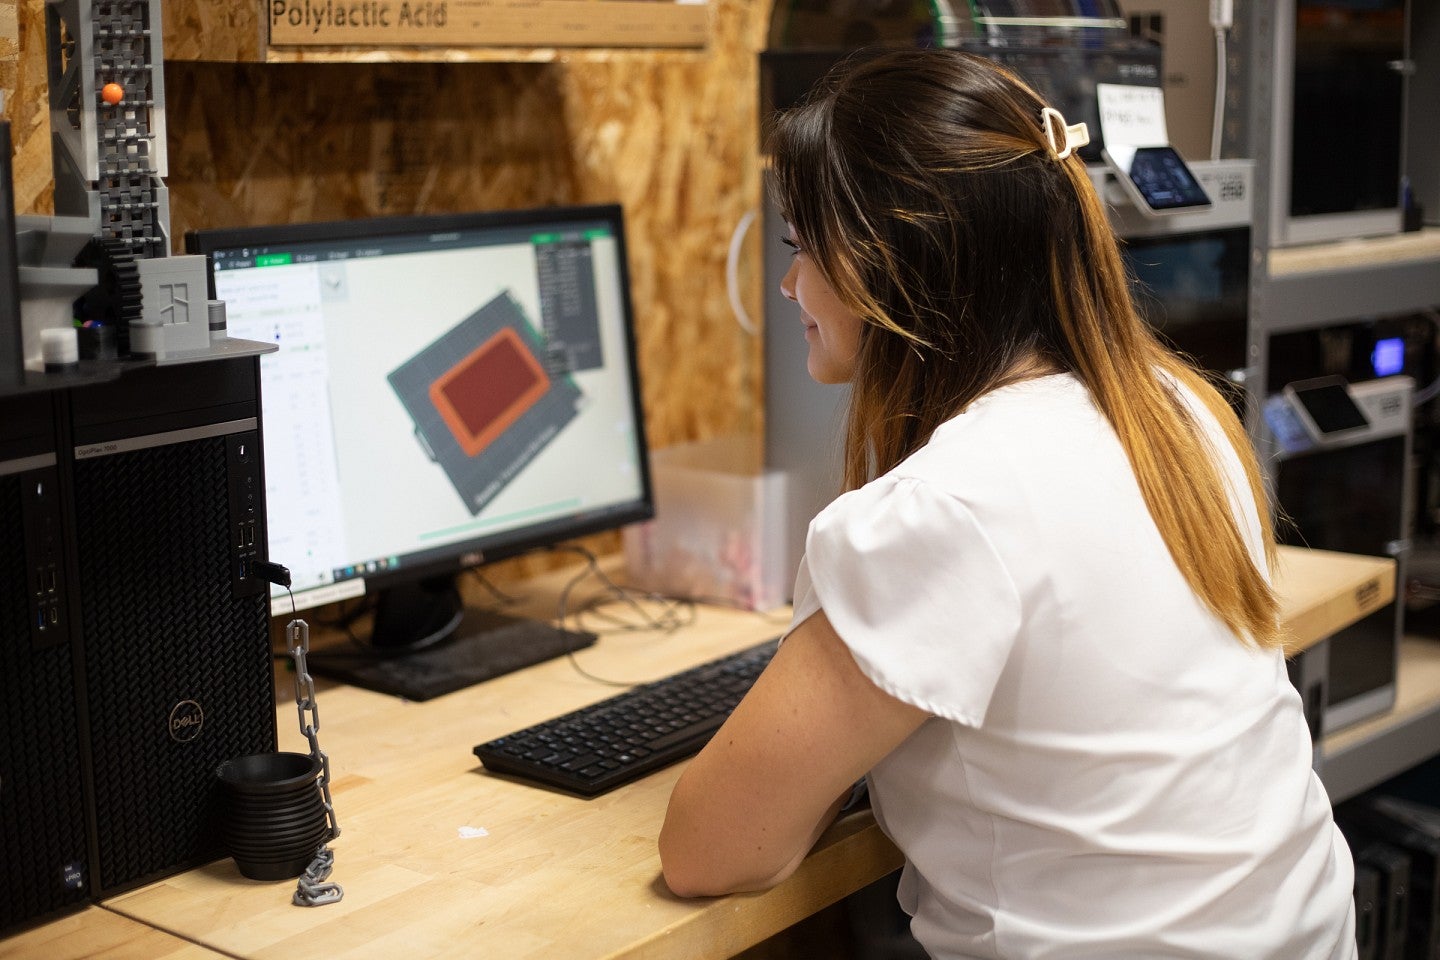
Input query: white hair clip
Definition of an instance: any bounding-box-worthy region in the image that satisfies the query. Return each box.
[1040,106,1090,161]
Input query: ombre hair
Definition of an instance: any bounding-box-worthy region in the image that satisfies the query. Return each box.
[768,47,1280,647]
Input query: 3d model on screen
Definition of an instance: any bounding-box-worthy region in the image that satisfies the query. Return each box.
[389,290,583,515]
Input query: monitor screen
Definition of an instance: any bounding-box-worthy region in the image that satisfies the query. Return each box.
[1121,226,1249,379]
[187,205,653,675]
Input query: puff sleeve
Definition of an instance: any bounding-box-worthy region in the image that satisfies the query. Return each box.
[791,475,1022,727]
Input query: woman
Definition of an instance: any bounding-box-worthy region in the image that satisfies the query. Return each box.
[659,48,1356,958]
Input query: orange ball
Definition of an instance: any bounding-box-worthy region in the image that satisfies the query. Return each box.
[101,83,124,105]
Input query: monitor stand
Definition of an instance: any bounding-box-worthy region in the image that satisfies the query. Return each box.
[303,575,598,701]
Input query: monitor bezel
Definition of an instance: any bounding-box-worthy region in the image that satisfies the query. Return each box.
[0,120,24,393]
[185,202,655,612]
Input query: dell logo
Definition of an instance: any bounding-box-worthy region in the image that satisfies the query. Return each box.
[169,700,205,743]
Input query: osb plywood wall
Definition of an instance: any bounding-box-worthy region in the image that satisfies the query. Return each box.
[4,0,770,452]
[8,0,68,213]
[3,0,776,577]
[0,2,15,107]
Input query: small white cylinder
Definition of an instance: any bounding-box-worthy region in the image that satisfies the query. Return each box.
[41,326,79,370]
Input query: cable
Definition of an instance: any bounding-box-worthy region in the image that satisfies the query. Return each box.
[552,547,641,687]
[269,546,789,686]
[1210,26,1227,161]
[468,567,523,607]
[570,592,697,635]
[545,543,796,688]
[550,544,687,633]
[313,595,373,631]
[550,544,693,687]
[726,207,758,336]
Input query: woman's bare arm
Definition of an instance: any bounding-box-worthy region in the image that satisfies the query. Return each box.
[659,610,929,897]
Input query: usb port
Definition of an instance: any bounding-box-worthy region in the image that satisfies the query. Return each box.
[47,604,58,625]
[41,566,57,594]
[238,558,248,579]
[244,521,257,547]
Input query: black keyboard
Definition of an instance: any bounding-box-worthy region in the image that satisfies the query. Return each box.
[473,639,779,797]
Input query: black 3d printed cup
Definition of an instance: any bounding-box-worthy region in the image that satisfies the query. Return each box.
[214,752,328,881]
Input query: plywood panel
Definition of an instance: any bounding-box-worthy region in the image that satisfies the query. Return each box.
[164,0,266,61]
[163,61,585,228]
[0,1,17,73]
[554,0,767,444]
[0,0,17,190]
[7,0,56,213]
[8,0,770,575]
[161,45,765,447]
[9,0,767,449]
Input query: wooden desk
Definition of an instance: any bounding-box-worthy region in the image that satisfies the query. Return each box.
[101,573,897,960]
[0,907,225,959]
[25,547,1402,959]
[1274,545,1395,654]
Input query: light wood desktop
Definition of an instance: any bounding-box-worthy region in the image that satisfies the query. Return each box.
[111,560,894,960]
[0,907,226,959]
[2,545,1401,960]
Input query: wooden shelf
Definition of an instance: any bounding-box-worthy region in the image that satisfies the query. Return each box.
[162,0,710,64]
[206,46,711,64]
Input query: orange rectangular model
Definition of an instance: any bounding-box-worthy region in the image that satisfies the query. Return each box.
[428,327,551,458]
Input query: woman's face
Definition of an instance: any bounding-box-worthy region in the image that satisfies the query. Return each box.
[779,226,864,384]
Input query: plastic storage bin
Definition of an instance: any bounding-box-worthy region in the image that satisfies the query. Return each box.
[623,436,790,611]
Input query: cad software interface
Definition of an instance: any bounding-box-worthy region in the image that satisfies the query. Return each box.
[211,215,646,610]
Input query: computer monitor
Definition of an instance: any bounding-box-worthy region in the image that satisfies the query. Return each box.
[186,204,653,697]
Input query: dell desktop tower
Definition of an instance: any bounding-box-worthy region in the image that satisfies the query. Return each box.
[0,391,90,933]
[3,355,278,933]
[64,357,278,898]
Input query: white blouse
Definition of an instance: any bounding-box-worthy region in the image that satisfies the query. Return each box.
[789,373,1356,960]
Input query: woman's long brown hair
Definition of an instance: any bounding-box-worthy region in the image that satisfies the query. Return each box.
[769,48,1280,647]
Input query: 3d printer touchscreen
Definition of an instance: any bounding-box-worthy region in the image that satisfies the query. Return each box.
[1103,145,1212,214]
[1287,379,1371,436]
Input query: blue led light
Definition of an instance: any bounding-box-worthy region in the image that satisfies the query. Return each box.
[1372,337,1405,378]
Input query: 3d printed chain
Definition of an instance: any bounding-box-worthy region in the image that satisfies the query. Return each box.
[286,620,344,907]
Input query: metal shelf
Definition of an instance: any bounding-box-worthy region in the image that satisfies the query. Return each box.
[1234,0,1440,805]
[1259,230,1440,333]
